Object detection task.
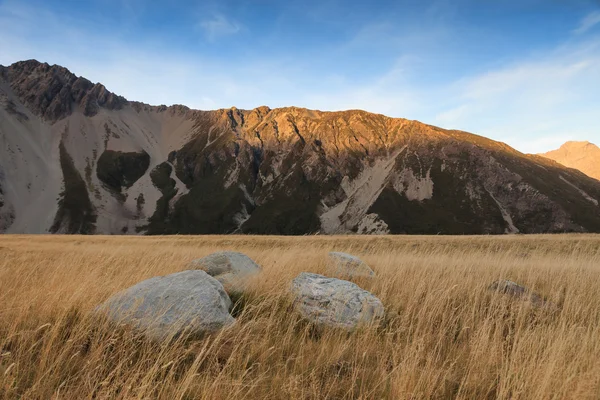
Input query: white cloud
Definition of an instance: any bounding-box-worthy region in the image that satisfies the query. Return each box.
[198,15,241,41]
[573,11,600,35]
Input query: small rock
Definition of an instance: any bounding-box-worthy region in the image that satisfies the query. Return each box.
[188,251,262,294]
[97,270,235,341]
[488,279,551,308]
[291,273,384,330]
[327,252,375,278]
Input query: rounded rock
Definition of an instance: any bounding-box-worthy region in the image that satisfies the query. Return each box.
[291,272,384,330]
[327,252,375,278]
[488,279,550,308]
[97,270,235,341]
[188,251,262,294]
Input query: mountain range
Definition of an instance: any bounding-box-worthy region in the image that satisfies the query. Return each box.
[1,60,599,235]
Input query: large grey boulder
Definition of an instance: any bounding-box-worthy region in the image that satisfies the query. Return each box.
[291,273,384,330]
[188,251,262,294]
[488,279,552,308]
[327,252,375,278]
[97,270,235,341]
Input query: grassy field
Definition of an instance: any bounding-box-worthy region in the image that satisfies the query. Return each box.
[1,234,600,399]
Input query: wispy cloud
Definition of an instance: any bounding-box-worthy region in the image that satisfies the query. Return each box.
[573,11,600,34]
[198,15,241,41]
[0,0,598,154]
[432,40,600,152]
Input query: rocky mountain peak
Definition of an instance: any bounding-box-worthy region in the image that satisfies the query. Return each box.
[1,59,127,122]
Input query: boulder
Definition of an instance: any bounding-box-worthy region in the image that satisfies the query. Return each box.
[97,270,235,341]
[327,252,375,278]
[188,251,262,293]
[488,279,551,308]
[291,273,384,330]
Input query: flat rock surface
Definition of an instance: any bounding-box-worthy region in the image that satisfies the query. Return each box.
[291,272,384,330]
[98,270,235,341]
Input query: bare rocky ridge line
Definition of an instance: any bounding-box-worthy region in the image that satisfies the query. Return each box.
[1,59,600,235]
[1,60,127,121]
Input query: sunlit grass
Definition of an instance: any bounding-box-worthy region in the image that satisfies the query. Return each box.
[1,234,600,399]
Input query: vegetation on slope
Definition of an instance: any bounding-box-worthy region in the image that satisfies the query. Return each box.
[96,150,150,193]
[145,162,177,234]
[160,133,257,234]
[50,141,96,234]
[370,156,506,234]
[240,164,325,234]
[170,168,253,234]
[496,153,600,232]
[242,144,341,235]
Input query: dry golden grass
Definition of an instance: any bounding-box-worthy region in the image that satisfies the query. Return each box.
[1,234,600,399]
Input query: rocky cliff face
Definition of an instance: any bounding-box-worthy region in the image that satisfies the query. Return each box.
[1,59,600,235]
[541,141,600,181]
[1,60,126,121]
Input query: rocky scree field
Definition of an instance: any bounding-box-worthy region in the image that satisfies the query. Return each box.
[1,234,600,399]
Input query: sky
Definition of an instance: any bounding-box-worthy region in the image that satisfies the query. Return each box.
[0,0,599,153]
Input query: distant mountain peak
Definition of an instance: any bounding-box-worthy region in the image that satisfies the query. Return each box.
[541,141,600,180]
[560,141,595,148]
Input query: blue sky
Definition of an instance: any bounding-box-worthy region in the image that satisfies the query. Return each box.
[0,0,599,153]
